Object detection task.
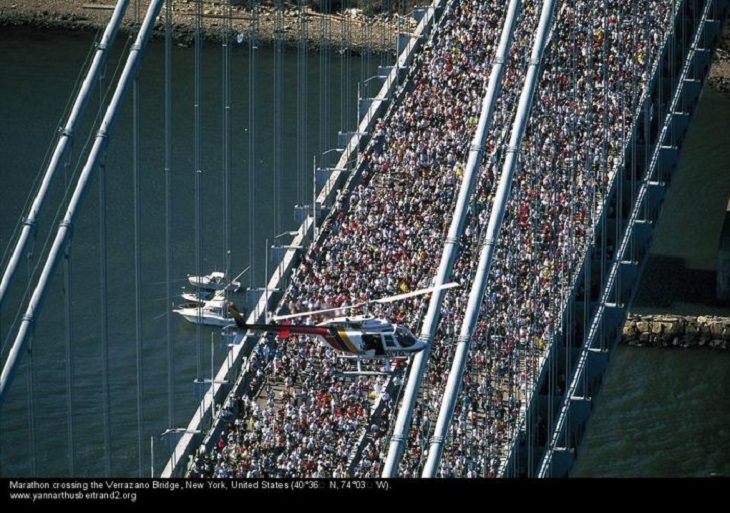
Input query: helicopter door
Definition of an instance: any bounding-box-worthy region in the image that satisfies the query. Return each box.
[363,334,385,356]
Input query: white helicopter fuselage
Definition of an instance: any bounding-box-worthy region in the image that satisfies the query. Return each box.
[233,282,460,358]
[314,316,424,356]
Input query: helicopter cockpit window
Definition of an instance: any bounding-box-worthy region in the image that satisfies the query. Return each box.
[395,327,417,348]
[383,335,396,348]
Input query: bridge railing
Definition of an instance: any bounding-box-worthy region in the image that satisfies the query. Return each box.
[534,0,726,478]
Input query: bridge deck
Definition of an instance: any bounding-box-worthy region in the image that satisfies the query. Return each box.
[192,0,724,478]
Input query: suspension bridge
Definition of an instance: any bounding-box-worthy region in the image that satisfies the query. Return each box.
[0,0,727,478]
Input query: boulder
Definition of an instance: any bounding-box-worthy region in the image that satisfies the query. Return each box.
[699,321,712,338]
[623,315,729,349]
[650,322,663,335]
[622,321,637,337]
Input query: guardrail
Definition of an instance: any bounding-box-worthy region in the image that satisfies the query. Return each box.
[536,0,725,478]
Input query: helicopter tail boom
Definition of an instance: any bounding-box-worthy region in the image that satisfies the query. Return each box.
[233,322,359,353]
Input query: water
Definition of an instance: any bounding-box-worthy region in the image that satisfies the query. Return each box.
[572,348,730,477]
[0,27,381,477]
[573,87,730,477]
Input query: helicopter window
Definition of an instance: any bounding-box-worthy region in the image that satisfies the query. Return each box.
[363,335,379,351]
[395,327,417,348]
[383,335,396,348]
[363,335,385,355]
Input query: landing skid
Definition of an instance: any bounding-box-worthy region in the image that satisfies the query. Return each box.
[335,370,394,377]
[335,353,410,377]
[336,353,412,361]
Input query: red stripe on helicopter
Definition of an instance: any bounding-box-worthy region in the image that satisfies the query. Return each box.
[239,324,349,352]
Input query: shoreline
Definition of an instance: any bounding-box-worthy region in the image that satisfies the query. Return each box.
[708,23,730,97]
[0,1,421,54]
[622,315,729,349]
[2,2,729,94]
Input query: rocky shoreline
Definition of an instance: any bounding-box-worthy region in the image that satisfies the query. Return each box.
[2,2,729,88]
[622,315,730,349]
[0,0,421,53]
[708,24,730,97]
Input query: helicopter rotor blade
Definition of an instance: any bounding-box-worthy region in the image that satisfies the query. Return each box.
[271,282,459,321]
[223,266,250,289]
[371,282,460,304]
[272,301,369,321]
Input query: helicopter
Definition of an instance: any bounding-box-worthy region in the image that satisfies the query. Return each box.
[226,282,460,359]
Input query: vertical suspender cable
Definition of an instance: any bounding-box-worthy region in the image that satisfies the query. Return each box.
[629,0,637,262]
[383,0,524,478]
[194,0,203,378]
[670,1,676,183]
[340,0,348,133]
[297,0,308,208]
[297,0,307,205]
[98,38,112,474]
[584,3,595,398]
[419,0,556,478]
[340,1,345,133]
[345,1,352,132]
[641,8,650,224]
[615,2,624,306]
[0,0,128,312]
[248,0,258,287]
[165,0,175,432]
[64,206,75,476]
[656,2,678,182]
[132,0,144,478]
[319,0,331,158]
[26,322,36,476]
[273,0,283,237]
[360,1,365,81]
[599,0,609,352]
[224,1,232,280]
[381,0,389,66]
[64,84,77,476]
[654,9,662,174]
[99,153,112,474]
[0,0,165,404]
[364,0,372,79]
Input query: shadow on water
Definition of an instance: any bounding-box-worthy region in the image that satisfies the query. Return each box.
[633,254,726,310]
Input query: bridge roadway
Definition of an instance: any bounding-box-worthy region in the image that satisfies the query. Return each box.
[173,0,728,478]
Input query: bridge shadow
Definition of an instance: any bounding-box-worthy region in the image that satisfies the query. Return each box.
[633,254,726,310]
